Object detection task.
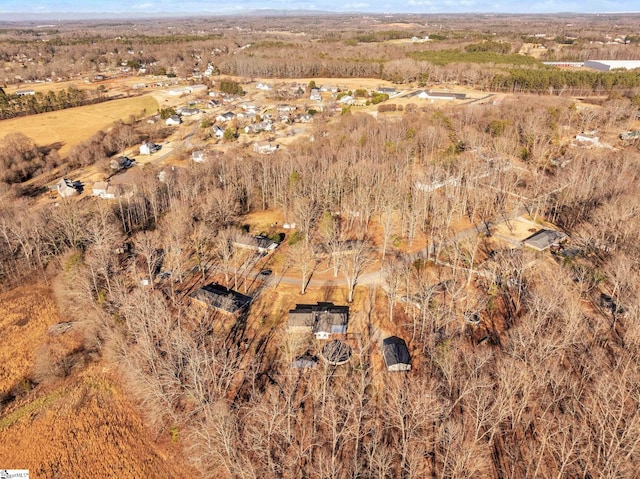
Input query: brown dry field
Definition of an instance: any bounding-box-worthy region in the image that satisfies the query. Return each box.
[0,285,59,395]
[0,285,196,478]
[0,95,158,156]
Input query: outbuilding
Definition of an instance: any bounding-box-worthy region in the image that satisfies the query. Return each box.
[382,336,412,372]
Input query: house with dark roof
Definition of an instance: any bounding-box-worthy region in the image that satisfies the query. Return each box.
[190,283,252,314]
[233,235,279,254]
[382,336,411,372]
[216,111,236,122]
[287,303,349,340]
[522,229,567,252]
[110,156,135,171]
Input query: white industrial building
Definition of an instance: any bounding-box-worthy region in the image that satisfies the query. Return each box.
[584,60,640,72]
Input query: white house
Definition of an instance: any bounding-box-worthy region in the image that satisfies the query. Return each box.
[92,181,116,199]
[56,178,80,198]
[310,88,322,101]
[191,151,206,163]
[140,142,160,155]
[338,95,355,105]
[253,141,279,155]
[211,124,225,139]
[165,115,182,126]
[216,111,236,122]
[179,107,200,116]
[256,82,272,91]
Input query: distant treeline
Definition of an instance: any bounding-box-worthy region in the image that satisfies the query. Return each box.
[491,68,640,93]
[0,87,119,120]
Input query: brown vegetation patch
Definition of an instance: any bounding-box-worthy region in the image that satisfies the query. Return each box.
[0,285,60,396]
[0,367,197,478]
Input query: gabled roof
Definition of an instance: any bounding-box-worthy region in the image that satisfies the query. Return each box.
[523,229,567,251]
[382,336,411,370]
[287,303,349,334]
[233,234,278,252]
[190,283,252,314]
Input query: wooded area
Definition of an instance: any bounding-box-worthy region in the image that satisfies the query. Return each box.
[1,12,640,479]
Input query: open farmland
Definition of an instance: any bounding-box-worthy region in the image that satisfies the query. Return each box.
[0,95,158,156]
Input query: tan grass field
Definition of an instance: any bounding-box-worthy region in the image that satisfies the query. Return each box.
[0,285,197,477]
[0,367,197,477]
[0,285,59,395]
[0,95,158,156]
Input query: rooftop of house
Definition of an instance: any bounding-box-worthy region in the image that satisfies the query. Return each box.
[522,229,567,251]
[288,303,349,332]
[382,336,411,369]
[190,283,252,314]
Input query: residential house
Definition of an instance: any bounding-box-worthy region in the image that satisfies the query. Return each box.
[216,111,236,123]
[139,142,160,155]
[179,107,200,116]
[91,181,124,199]
[382,336,412,372]
[241,103,258,113]
[320,85,338,93]
[522,229,567,251]
[277,104,295,113]
[310,88,322,101]
[233,234,279,254]
[244,121,272,134]
[110,156,135,170]
[191,151,206,163]
[206,99,220,108]
[190,283,252,315]
[287,303,349,340]
[211,125,225,139]
[165,115,182,126]
[55,178,81,198]
[377,87,397,95]
[338,95,355,105]
[253,141,279,155]
[256,82,272,91]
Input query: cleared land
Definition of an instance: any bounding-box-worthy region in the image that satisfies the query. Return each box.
[0,95,158,156]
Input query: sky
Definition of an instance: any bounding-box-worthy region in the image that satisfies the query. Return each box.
[1,0,639,18]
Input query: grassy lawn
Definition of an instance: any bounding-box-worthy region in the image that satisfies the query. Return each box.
[0,95,158,156]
